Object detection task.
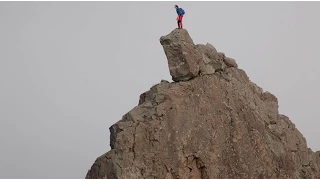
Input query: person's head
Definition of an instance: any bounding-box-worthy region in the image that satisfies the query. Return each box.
[174,5,178,9]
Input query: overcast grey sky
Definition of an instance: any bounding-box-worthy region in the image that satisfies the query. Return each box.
[0,1,319,178]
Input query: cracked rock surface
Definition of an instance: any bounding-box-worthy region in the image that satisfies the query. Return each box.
[85,29,320,179]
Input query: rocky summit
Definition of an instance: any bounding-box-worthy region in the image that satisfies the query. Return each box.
[85,29,320,179]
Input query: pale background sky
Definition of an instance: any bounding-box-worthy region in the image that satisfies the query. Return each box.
[0,1,319,178]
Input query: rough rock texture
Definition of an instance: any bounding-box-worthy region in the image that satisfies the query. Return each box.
[160,29,202,82]
[159,29,238,82]
[86,29,320,179]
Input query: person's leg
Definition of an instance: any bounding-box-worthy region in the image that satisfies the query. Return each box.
[178,16,183,28]
[181,16,183,28]
[177,20,180,28]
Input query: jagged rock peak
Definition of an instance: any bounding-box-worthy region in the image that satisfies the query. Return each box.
[85,29,320,179]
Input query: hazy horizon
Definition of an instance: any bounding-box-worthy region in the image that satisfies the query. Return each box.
[1,1,320,178]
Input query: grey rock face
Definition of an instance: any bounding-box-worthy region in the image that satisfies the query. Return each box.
[159,28,239,81]
[86,29,320,179]
[160,29,202,82]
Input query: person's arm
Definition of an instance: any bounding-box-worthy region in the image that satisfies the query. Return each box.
[176,8,181,20]
[176,9,179,20]
[177,8,180,16]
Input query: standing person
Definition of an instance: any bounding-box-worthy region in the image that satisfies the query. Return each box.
[174,5,185,29]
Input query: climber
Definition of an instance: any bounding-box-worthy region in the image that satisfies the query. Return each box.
[174,5,185,29]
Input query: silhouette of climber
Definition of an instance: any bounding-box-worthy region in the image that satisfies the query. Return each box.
[174,5,185,29]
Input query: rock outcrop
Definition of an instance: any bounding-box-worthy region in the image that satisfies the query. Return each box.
[86,29,320,179]
[160,29,238,82]
[159,29,202,81]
